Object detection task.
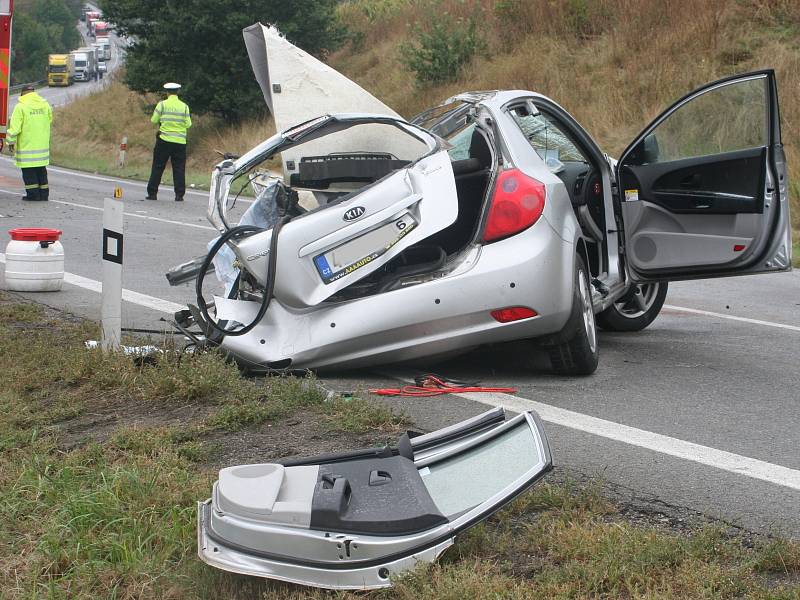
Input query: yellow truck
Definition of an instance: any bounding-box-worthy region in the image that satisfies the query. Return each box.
[47,54,74,87]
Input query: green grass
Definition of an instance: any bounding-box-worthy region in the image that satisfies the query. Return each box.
[322,395,410,433]
[0,296,798,598]
[793,238,799,268]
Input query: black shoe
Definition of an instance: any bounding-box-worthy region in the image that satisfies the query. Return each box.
[21,196,36,201]
[174,196,184,202]
[145,195,157,201]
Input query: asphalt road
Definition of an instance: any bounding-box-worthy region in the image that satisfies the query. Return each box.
[0,158,797,539]
[2,29,800,538]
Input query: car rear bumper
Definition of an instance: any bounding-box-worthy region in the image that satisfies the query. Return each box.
[216,219,575,370]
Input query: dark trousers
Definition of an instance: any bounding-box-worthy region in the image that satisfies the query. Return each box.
[147,135,186,199]
[21,166,49,201]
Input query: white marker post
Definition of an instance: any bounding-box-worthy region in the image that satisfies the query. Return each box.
[101,187,124,351]
[118,136,127,168]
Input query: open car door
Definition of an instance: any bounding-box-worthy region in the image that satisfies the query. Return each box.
[198,408,552,590]
[617,70,791,281]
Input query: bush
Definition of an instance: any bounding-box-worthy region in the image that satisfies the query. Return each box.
[401,16,486,86]
[11,0,82,84]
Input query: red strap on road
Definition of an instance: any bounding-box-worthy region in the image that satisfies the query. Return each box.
[370,374,517,397]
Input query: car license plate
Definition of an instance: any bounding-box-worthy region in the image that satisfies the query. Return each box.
[314,213,418,284]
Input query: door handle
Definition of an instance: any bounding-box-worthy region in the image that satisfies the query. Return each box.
[680,173,702,189]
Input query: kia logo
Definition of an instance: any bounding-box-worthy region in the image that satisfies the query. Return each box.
[343,206,366,221]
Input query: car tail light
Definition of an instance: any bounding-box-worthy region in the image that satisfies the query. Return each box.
[491,306,538,323]
[482,169,546,243]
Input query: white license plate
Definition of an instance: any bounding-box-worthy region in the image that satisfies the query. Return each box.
[313,213,417,284]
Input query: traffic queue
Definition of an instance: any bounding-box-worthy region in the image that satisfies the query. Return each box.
[47,6,112,87]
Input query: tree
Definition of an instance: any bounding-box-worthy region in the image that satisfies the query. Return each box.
[98,0,346,121]
[10,0,82,84]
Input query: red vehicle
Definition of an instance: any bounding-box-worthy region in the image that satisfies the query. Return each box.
[0,0,13,151]
[86,11,100,36]
[94,21,108,39]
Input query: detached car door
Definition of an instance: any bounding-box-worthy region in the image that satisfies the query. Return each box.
[198,409,552,590]
[617,70,791,281]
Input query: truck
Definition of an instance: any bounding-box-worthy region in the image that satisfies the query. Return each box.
[70,47,97,82]
[47,54,74,87]
[99,38,112,60]
[91,41,106,61]
[94,21,109,40]
[86,11,101,37]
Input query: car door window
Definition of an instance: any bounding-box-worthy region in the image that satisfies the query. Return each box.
[509,105,587,163]
[631,77,768,165]
[420,419,544,517]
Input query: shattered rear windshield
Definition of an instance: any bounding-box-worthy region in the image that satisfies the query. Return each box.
[413,101,476,161]
[412,101,470,135]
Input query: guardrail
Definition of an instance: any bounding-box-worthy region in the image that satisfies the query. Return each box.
[9,80,47,94]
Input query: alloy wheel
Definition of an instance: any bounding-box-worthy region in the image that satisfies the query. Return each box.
[578,273,597,353]
[614,282,662,319]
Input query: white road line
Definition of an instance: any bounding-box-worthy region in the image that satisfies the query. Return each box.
[664,304,800,333]
[387,372,800,491]
[0,190,217,231]
[50,198,216,231]
[0,253,184,314]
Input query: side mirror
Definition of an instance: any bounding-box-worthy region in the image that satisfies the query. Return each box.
[642,133,660,163]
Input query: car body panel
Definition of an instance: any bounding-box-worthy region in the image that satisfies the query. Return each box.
[243,23,411,186]
[198,409,553,590]
[215,215,573,371]
[237,149,459,308]
[209,117,458,308]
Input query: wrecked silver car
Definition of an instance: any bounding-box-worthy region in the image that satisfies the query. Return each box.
[197,408,552,590]
[176,25,791,375]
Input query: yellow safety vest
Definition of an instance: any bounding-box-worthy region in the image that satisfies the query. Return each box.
[7,92,53,168]
[151,94,192,144]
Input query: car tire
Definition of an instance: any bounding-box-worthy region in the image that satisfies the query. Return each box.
[596,281,668,332]
[546,256,599,376]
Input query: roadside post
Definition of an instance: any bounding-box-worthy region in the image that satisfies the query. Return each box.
[118,136,127,167]
[101,186,124,351]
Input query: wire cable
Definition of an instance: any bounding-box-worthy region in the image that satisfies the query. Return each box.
[195,216,289,337]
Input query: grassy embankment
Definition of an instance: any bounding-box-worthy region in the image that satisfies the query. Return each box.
[1,295,799,598]
[49,77,275,191]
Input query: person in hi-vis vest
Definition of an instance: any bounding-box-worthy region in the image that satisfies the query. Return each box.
[7,85,53,201]
[146,82,192,201]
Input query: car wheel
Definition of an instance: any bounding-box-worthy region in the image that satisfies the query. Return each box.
[546,256,599,376]
[596,281,668,332]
